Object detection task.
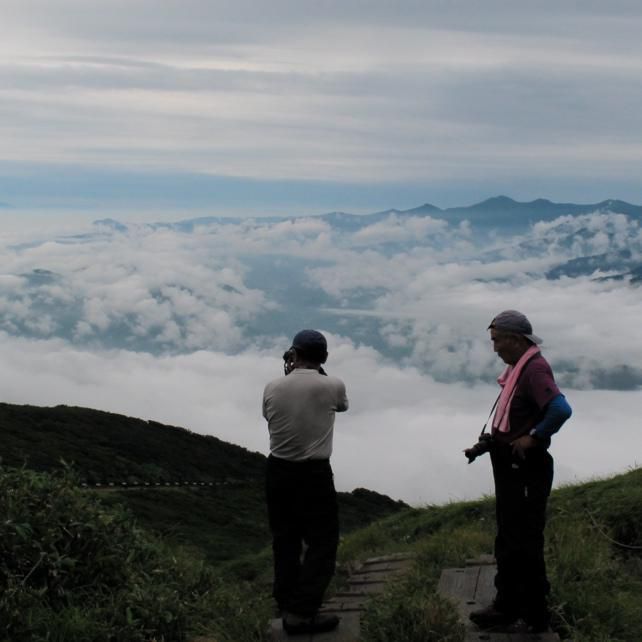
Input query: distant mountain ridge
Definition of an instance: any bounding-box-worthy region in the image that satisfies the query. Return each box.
[129,196,642,234]
[443,196,642,225]
[317,196,642,231]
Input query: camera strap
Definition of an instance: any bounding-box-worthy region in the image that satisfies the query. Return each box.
[480,393,501,437]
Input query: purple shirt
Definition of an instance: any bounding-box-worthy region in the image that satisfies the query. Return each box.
[496,354,560,443]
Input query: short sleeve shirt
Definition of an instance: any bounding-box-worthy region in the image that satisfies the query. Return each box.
[263,369,349,461]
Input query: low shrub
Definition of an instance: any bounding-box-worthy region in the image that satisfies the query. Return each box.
[362,573,464,642]
[547,507,642,641]
[1,466,194,641]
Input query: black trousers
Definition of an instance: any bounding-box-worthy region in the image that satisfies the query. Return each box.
[265,455,339,617]
[490,443,554,624]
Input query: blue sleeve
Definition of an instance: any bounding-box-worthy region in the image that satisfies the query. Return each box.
[533,394,572,440]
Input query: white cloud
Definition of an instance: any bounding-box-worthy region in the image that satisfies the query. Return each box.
[0,331,639,505]
[0,223,270,350]
[352,214,449,245]
[303,212,642,386]
[1,211,640,390]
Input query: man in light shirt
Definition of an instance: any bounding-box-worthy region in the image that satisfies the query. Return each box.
[263,329,348,635]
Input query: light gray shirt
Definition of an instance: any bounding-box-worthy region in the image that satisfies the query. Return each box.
[263,368,349,461]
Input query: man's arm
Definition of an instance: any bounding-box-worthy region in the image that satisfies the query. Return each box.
[335,381,349,412]
[530,394,572,440]
[511,393,572,458]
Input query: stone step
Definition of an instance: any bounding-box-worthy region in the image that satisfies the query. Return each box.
[438,557,560,642]
[268,553,414,641]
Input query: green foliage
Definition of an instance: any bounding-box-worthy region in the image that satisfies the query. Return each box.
[356,524,489,642]
[97,485,272,564]
[3,400,641,641]
[0,402,266,484]
[0,465,191,640]
[348,468,642,642]
[545,468,642,641]
[0,402,408,566]
[0,401,407,641]
[338,499,495,565]
[338,488,407,533]
[362,576,464,642]
[0,465,274,642]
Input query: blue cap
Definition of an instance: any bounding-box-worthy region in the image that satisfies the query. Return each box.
[292,329,328,353]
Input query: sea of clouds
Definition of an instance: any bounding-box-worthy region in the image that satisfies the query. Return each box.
[1,209,641,503]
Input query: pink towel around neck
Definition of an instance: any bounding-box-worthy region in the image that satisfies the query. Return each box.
[492,345,541,433]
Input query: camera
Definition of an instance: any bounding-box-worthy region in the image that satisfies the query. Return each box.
[283,348,296,375]
[464,433,493,464]
[282,347,327,376]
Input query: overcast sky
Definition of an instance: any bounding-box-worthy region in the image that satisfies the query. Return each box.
[2,0,642,217]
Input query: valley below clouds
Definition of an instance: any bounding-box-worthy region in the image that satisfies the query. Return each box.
[2,201,641,503]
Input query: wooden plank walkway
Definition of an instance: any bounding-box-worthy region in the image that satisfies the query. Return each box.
[269,553,414,641]
[438,557,560,642]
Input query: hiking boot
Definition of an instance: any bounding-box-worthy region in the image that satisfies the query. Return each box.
[282,612,340,635]
[469,604,518,629]
[524,606,551,633]
[525,616,550,633]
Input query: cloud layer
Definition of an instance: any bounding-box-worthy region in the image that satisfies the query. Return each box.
[2,209,640,389]
[2,206,640,503]
[1,331,639,505]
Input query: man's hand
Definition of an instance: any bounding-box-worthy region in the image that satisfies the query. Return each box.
[510,434,537,460]
[283,349,296,375]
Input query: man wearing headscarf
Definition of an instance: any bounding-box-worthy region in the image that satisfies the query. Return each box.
[469,311,572,633]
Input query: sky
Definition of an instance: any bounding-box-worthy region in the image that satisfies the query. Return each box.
[1,0,642,218]
[1,1,641,505]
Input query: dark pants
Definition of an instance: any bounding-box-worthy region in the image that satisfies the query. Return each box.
[490,443,554,625]
[265,455,339,617]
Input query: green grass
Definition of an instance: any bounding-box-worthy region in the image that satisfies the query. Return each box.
[0,465,275,642]
[335,469,642,641]
[1,402,408,567]
[546,469,642,641]
[3,447,641,640]
[97,485,271,564]
[203,467,642,640]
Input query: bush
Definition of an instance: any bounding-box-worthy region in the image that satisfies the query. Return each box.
[362,573,464,642]
[0,466,194,641]
[358,525,491,642]
[547,503,642,641]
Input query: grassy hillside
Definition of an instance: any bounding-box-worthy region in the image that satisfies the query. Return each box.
[0,402,407,564]
[219,465,642,641]
[212,466,642,641]
[0,465,274,642]
[0,402,266,483]
[2,459,640,640]
[343,466,642,642]
[3,402,640,641]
